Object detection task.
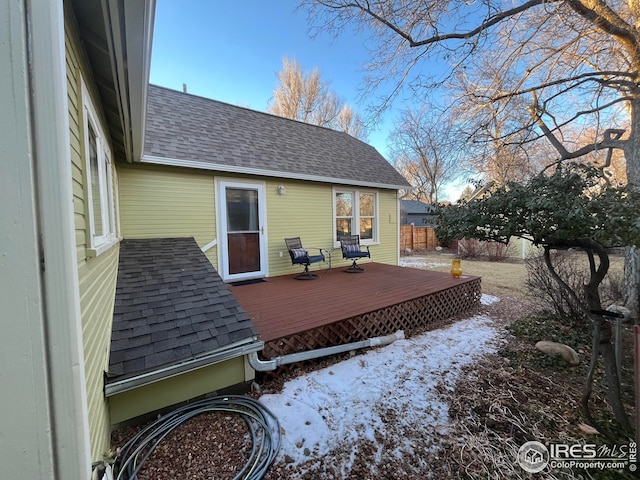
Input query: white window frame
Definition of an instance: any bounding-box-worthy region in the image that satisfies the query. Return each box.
[81,79,117,256]
[333,187,379,246]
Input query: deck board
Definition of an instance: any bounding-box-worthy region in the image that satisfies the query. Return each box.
[230,263,481,342]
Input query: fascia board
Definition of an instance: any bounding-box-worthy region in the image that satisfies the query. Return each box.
[123,0,155,163]
[104,338,264,397]
[104,0,156,163]
[141,154,410,190]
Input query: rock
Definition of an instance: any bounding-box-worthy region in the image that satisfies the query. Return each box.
[535,341,580,365]
[577,422,599,435]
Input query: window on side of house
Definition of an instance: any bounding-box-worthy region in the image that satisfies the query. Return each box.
[334,189,378,244]
[82,79,117,256]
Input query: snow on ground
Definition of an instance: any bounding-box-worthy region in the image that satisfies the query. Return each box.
[481,293,500,305]
[259,302,504,474]
[398,256,450,269]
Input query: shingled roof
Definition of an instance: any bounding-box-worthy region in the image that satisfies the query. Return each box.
[142,85,411,190]
[107,238,259,384]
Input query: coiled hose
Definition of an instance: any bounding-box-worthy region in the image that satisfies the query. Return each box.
[114,395,281,480]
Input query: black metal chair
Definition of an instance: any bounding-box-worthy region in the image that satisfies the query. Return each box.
[284,237,325,280]
[339,235,371,272]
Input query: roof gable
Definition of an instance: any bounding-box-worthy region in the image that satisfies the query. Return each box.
[143,85,410,189]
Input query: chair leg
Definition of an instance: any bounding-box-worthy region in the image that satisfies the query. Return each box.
[344,259,365,273]
[295,264,319,280]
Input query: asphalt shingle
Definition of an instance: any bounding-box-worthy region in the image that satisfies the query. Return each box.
[107,237,258,379]
[143,85,411,189]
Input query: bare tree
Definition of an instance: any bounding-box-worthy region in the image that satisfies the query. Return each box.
[390,107,466,203]
[302,0,640,316]
[269,57,368,139]
[336,105,368,140]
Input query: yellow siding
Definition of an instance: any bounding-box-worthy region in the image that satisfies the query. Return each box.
[109,357,245,425]
[117,164,218,265]
[264,179,334,276]
[375,189,401,264]
[66,14,118,461]
[264,179,400,276]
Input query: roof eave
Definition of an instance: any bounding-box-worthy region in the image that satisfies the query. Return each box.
[103,0,155,163]
[104,337,264,397]
[141,154,412,190]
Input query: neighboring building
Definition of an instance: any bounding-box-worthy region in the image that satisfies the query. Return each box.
[401,199,437,226]
[2,0,409,476]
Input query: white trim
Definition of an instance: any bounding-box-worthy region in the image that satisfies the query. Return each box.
[81,78,118,254]
[104,0,156,162]
[105,338,263,396]
[1,0,91,477]
[142,154,409,190]
[201,238,217,253]
[216,179,268,282]
[86,237,120,258]
[332,187,380,246]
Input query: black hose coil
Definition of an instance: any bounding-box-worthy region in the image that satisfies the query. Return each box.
[114,395,281,480]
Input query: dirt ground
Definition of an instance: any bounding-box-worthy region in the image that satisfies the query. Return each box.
[402,248,626,300]
[111,251,635,479]
[400,249,532,298]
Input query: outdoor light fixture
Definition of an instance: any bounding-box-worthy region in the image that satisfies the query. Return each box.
[277,185,286,195]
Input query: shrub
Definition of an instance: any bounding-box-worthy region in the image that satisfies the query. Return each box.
[457,238,514,261]
[457,238,484,258]
[525,251,624,324]
[485,241,515,261]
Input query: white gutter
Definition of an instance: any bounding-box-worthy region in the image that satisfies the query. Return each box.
[141,155,411,191]
[105,338,264,396]
[249,331,405,372]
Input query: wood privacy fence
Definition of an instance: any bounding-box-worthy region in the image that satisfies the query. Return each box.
[400,225,440,251]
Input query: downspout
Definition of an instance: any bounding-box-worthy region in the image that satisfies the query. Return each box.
[249,330,405,371]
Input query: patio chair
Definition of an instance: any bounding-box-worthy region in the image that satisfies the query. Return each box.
[285,237,325,280]
[339,235,371,273]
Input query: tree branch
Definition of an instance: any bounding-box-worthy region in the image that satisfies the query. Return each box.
[315,0,554,47]
[490,70,638,103]
[565,0,637,51]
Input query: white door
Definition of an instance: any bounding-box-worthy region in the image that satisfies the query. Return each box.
[218,180,267,282]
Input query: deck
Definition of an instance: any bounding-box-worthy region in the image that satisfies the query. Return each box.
[229,263,482,359]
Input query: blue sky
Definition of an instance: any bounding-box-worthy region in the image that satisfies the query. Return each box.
[150,1,468,199]
[150,0,395,157]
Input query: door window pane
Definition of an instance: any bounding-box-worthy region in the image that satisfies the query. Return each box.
[226,188,258,231]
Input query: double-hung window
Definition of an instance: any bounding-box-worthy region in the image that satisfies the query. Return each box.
[334,189,378,244]
[82,79,117,255]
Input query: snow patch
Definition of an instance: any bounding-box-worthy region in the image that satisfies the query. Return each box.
[481,294,500,305]
[259,315,503,473]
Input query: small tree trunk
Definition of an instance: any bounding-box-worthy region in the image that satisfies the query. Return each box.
[596,319,632,432]
[581,322,600,426]
[623,100,640,317]
[623,245,639,319]
[581,244,632,433]
[546,244,631,432]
